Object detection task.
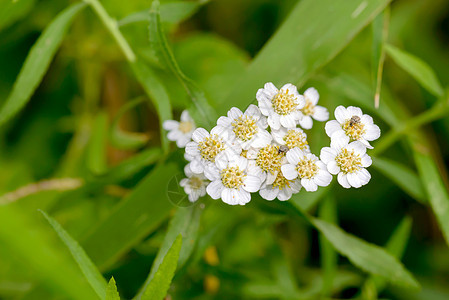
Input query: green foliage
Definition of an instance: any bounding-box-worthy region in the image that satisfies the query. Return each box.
[106,277,121,300]
[141,235,182,300]
[39,210,107,299]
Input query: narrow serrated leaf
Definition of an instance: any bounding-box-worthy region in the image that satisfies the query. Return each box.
[106,277,121,300]
[141,235,182,300]
[39,210,107,299]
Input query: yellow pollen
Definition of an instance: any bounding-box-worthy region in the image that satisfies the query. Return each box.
[256,145,283,174]
[232,115,257,141]
[220,166,246,189]
[198,135,225,162]
[342,119,366,140]
[272,173,291,190]
[283,129,308,150]
[240,150,248,158]
[301,99,315,116]
[336,148,361,174]
[179,121,193,133]
[296,158,318,179]
[272,89,297,115]
[189,176,203,189]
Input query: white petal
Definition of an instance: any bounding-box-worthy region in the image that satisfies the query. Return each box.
[251,130,272,148]
[176,136,191,148]
[315,170,332,187]
[330,130,350,149]
[337,173,351,189]
[185,142,199,156]
[180,110,192,122]
[364,124,381,141]
[243,175,261,192]
[301,178,318,192]
[217,116,231,127]
[189,159,204,174]
[206,181,224,199]
[347,141,367,156]
[167,130,182,141]
[204,164,220,181]
[334,106,350,123]
[347,172,362,188]
[192,128,209,142]
[299,115,313,129]
[268,114,281,130]
[304,87,319,105]
[280,114,297,128]
[210,125,227,137]
[232,155,248,170]
[163,120,179,130]
[266,172,277,185]
[347,106,363,117]
[361,154,372,168]
[184,164,193,177]
[260,186,279,201]
[228,107,243,119]
[295,94,306,109]
[359,138,373,149]
[245,104,261,118]
[180,178,189,187]
[286,147,303,165]
[357,168,371,185]
[325,120,342,137]
[257,98,272,116]
[215,151,228,170]
[320,147,337,164]
[313,106,329,122]
[360,114,374,125]
[290,179,302,193]
[281,164,299,180]
[281,83,298,93]
[277,188,293,201]
[221,188,238,205]
[327,160,340,175]
[236,189,251,205]
[264,82,279,96]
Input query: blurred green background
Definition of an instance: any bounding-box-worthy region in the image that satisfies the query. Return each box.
[0,0,449,299]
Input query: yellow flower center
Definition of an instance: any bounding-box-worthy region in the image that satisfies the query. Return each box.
[221,166,246,189]
[198,135,225,162]
[283,129,308,150]
[189,176,204,189]
[296,158,318,179]
[272,89,297,115]
[232,115,258,141]
[336,148,361,174]
[256,145,283,174]
[342,119,366,140]
[301,99,315,116]
[179,121,194,133]
[272,173,291,190]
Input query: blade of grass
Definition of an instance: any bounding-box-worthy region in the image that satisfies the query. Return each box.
[87,112,109,175]
[81,163,178,270]
[106,277,121,300]
[222,0,392,113]
[39,210,107,299]
[140,235,182,300]
[0,2,86,126]
[385,44,444,97]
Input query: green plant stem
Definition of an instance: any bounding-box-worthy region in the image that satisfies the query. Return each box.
[84,0,136,62]
[373,98,449,156]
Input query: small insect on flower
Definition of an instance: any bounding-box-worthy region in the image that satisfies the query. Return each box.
[278,145,289,155]
[349,115,361,127]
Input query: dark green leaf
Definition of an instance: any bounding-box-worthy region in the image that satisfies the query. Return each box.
[0,3,86,126]
[106,277,121,300]
[385,44,444,97]
[87,112,109,174]
[0,0,36,31]
[141,235,182,300]
[39,210,107,299]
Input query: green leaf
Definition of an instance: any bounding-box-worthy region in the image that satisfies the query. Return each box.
[141,235,182,300]
[136,206,202,299]
[82,163,178,270]
[222,0,393,113]
[385,44,444,97]
[0,206,98,300]
[131,61,172,153]
[371,7,389,108]
[39,210,107,299]
[0,0,36,31]
[414,151,449,246]
[87,112,109,174]
[110,97,150,150]
[0,2,86,126]
[106,277,121,300]
[372,157,426,202]
[149,0,217,128]
[311,217,419,290]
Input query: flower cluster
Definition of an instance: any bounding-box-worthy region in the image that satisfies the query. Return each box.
[163,82,380,205]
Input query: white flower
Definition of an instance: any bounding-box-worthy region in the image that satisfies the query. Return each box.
[325,106,381,149]
[216,105,272,150]
[163,110,196,148]
[247,140,285,185]
[185,126,241,176]
[271,127,310,153]
[281,148,332,192]
[259,167,301,201]
[206,155,261,205]
[298,87,329,129]
[256,82,305,130]
[320,140,372,189]
[180,163,209,202]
